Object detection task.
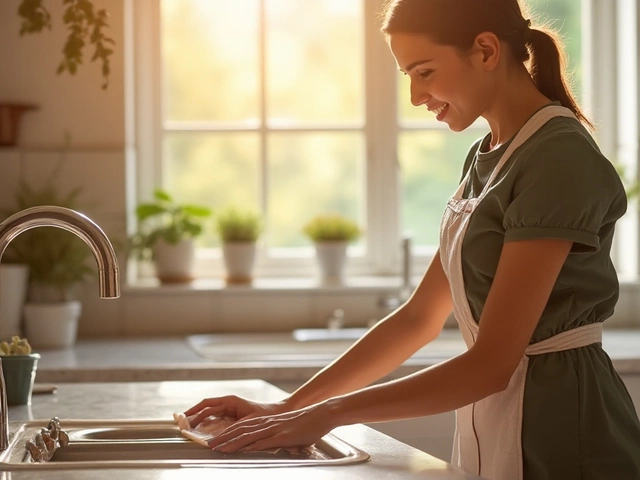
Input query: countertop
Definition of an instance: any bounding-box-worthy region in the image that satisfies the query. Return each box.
[6,380,484,479]
[34,328,640,385]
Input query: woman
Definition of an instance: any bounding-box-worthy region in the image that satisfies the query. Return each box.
[184,1,640,478]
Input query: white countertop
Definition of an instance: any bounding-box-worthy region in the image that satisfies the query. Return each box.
[34,328,640,385]
[7,380,484,479]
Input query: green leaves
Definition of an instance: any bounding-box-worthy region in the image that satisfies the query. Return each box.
[215,207,262,243]
[130,189,212,260]
[0,336,33,355]
[18,0,52,34]
[303,214,361,242]
[18,0,115,89]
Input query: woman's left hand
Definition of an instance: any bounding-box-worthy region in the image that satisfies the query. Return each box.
[208,402,334,452]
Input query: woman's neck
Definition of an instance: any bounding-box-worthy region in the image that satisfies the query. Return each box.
[483,68,552,151]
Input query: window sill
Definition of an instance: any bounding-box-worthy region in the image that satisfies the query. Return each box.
[124,275,409,296]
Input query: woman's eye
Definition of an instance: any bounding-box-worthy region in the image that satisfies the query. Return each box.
[417,69,433,79]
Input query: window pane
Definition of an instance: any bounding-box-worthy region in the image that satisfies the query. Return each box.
[268,133,365,248]
[266,0,364,124]
[163,133,261,246]
[400,130,484,246]
[397,0,583,119]
[161,0,260,122]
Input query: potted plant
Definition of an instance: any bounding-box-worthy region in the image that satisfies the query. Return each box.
[130,189,212,284]
[303,214,362,285]
[0,336,40,406]
[214,207,262,285]
[3,181,94,349]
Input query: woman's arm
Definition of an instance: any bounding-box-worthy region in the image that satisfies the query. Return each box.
[184,249,453,425]
[326,238,573,423]
[208,238,572,452]
[285,248,453,409]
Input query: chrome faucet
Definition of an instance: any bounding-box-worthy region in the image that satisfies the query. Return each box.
[0,206,120,450]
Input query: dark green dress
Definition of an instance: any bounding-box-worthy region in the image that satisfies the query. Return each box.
[457,111,640,479]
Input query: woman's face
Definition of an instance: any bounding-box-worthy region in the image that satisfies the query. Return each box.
[388,33,492,132]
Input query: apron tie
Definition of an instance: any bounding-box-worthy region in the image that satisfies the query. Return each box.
[525,322,602,356]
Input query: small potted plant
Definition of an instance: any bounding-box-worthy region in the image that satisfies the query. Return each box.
[130,189,212,283]
[0,336,40,406]
[303,214,362,285]
[3,180,95,349]
[214,207,262,284]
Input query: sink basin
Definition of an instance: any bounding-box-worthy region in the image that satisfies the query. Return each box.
[187,333,355,362]
[187,331,466,362]
[292,327,368,342]
[0,419,370,470]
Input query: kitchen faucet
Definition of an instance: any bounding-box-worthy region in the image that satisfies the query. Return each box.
[0,206,120,450]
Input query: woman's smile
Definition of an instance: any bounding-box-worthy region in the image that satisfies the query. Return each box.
[431,103,449,121]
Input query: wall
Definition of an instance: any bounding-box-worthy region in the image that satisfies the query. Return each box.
[0,0,638,340]
[0,0,132,337]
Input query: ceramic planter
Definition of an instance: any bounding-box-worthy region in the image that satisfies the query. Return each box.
[152,238,195,284]
[0,353,40,405]
[0,264,29,339]
[314,241,348,285]
[23,300,82,349]
[222,242,257,284]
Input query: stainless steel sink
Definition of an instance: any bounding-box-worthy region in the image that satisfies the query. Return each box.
[292,327,368,342]
[0,419,370,469]
[187,331,466,362]
[187,332,355,362]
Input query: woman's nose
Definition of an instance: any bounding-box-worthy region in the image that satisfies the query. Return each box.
[410,83,431,107]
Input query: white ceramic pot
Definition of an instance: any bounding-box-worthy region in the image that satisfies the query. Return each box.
[314,241,348,285]
[23,300,82,349]
[0,264,29,339]
[222,242,257,284]
[152,238,195,284]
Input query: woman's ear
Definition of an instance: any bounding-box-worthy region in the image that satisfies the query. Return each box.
[472,32,501,71]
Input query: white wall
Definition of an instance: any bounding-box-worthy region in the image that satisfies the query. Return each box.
[0,0,128,336]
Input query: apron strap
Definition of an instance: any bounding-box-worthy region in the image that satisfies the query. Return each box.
[524,323,603,356]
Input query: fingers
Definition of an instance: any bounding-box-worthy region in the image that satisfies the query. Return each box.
[188,405,230,427]
[209,421,274,452]
[183,398,219,416]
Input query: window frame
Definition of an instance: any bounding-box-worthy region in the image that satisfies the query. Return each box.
[127,0,631,282]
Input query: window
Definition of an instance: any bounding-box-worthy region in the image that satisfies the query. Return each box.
[131,0,623,280]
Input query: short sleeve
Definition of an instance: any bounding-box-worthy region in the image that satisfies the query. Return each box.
[503,133,627,253]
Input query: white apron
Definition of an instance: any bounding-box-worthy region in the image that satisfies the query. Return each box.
[439,105,604,480]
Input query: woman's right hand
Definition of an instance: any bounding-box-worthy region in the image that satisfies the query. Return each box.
[183,395,288,427]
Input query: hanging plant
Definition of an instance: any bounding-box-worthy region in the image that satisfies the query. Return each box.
[17,0,115,90]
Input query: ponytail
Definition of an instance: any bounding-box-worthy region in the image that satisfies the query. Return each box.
[527,27,594,130]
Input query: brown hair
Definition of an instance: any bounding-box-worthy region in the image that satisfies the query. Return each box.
[381,0,593,130]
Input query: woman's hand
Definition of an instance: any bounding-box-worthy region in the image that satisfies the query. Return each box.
[183,395,287,427]
[208,402,335,453]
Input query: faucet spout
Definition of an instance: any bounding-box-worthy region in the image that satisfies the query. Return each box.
[0,205,121,449]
